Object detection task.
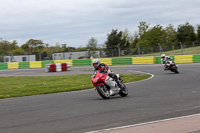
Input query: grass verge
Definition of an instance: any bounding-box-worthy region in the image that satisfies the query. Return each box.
[123,46,200,57]
[0,74,151,99]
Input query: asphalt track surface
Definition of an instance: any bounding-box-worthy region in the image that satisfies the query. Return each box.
[0,63,200,133]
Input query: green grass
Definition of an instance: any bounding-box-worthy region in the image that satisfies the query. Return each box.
[0,74,151,99]
[124,46,200,57]
[147,46,200,56]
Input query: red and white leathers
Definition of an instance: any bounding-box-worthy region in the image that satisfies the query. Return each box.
[92,58,119,82]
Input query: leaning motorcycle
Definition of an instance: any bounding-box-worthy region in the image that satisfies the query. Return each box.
[165,61,179,73]
[91,70,128,99]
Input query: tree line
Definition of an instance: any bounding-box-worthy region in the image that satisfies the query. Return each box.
[0,21,200,59]
[104,22,200,57]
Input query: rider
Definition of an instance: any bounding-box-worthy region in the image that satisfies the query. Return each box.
[92,58,122,87]
[161,54,173,70]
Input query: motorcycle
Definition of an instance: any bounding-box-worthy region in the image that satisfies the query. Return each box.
[165,60,179,73]
[91,70,128,99]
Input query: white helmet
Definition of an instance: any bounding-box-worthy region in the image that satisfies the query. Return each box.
[92,58,100,69]
[161,54,165,58]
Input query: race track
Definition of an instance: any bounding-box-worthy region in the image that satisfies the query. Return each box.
[0,63,200,133]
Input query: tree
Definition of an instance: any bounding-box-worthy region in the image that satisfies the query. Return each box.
[9,40,18,50]
[165,24,178,50]
[87,37,98,58]
[137,21,151,47]
[177,22,197,46]
[21,39,46,60]
[0,40,19,55]
[11,48,24,55]
[197,25,200,43]
[147,25,166,51]
[61,43,67,52]
[121,29,131,47]
[129,32,139,55]
[104,29,125,57]
[138,21,150,37]
[21,39,45,54]
[54,43,62,52]
[137,24,166,53]
[121,29,131,55]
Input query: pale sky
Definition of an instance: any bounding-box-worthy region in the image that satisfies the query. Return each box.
[0,0,200,47]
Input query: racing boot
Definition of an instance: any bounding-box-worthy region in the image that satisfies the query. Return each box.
[164,66,169,70]
[109,73,123,88]
[115,78,123,88]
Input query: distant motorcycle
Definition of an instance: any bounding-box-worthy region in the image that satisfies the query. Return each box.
[165,60,179,74]
[91,70,128,99]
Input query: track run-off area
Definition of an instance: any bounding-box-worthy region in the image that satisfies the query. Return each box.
[0,63,200,133]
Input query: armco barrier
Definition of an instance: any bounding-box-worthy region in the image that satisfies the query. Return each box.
[30,61,42,68]
[73,59,91,66]
[19,62,30,69]
[155,56,162,64]
[174,55,193,63]
[42,61,54,68]
[8,62,19,69]
[193,55,200,63]
[1,55,200,70]
[0,63,8,69]
[112,57,132,65]
[132,56,154,64]
[98,58,112,65]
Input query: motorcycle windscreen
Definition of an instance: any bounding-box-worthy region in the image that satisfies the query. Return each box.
[92,70,98,78]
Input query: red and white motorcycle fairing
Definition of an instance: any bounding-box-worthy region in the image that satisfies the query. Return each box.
[104,74,120,96]
[91,70,128,99]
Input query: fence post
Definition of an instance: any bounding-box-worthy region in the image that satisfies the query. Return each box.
[117,43,121,57]
[179,42,183,55]
[157,43,162,55]
[39,51,41,61]
[136,44,140,57]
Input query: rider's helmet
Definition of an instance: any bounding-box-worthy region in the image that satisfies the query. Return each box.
[92,58,100,69]
[161,54,165,59]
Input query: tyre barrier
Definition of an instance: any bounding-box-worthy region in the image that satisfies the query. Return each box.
[45,62,70,72]
[1,55,200,70]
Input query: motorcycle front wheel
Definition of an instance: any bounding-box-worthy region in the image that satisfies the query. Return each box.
[119,83,128,97]
[96,85,110,99]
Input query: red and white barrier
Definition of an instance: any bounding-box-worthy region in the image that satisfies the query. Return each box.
[45,62,70,72]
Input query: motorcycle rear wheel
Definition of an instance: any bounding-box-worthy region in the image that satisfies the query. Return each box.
[174,67,179,74]
[96,85,110,99]
[119,83,128,97]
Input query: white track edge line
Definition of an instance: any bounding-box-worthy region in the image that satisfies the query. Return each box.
[124,71,155,85]
[87,71,154,91]
[85,113,200,133]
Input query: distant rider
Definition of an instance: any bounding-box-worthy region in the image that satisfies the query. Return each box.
[161,54,173,70]
[92,58,122,87]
